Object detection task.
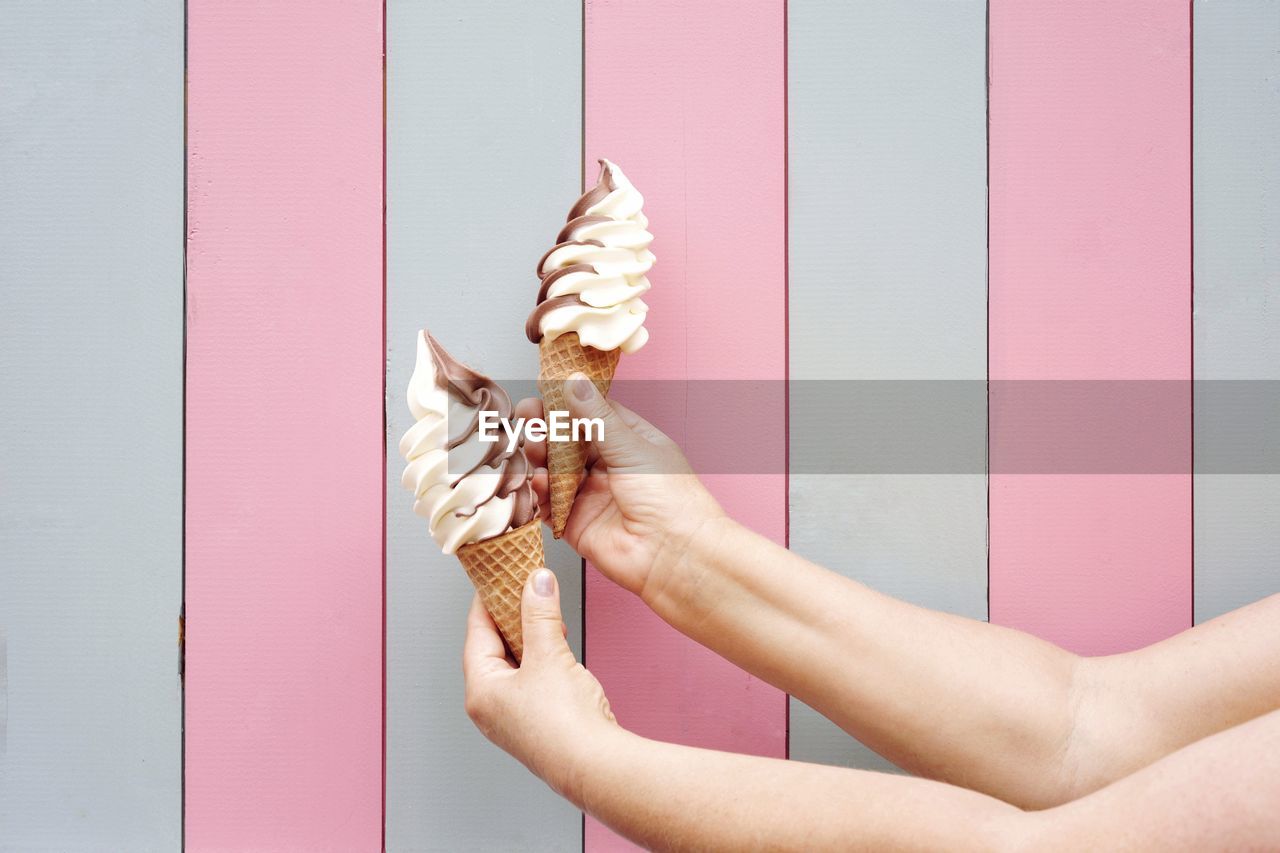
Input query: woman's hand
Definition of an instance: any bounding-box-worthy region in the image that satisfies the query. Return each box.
[462,567,619,802]
[516,374,726,599]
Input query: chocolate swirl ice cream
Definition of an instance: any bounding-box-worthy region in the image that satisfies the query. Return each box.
[526,159,653,354]
[399,331,536,554]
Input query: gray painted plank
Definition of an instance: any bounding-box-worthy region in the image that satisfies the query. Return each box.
[385,1,583,849]
[787,0,988,771]
[0,2,183,849]
[1193,1,1280,622]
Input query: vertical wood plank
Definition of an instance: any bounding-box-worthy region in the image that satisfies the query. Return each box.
[1193,0,1280,622]
[988,1,1192,654]
[384,1,584,850]
[583,1,788,847]
[184,2,384,849]
[0,3,183,848]
[787,0,989,771]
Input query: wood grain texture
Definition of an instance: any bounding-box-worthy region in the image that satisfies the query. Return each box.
[584,1,788,848]
[184,2,384,849]
[384,1,584,850]
[989,0,1192,654]
[1193,0,1280,622]
[0,3,182,848]
[787,0,989,772]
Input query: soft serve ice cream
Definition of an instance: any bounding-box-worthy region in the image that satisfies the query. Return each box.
[525,159,653,354]
[400,331,536,555]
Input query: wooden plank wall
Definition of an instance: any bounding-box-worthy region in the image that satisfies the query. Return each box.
[582,0,789,847]
[384,1,585,850]
[1193,0,1280,623]
[184,1,384,849]
[988,0,1193,654]
[787,0,989,772]
[5,2,1280,850]
[0,3,183,848]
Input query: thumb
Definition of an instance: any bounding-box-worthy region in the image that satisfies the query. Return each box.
[563,372,646,468]
[520,568,572,664]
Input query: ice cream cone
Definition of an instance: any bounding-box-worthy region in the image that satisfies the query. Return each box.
[538,332,620,537]
[455,518,545,662]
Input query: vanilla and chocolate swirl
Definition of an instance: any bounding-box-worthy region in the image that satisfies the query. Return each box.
[526,159,653,354]
[399,331,536,554]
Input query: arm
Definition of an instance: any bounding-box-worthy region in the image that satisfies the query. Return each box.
[462,565,1026,852]
[1030,707,1280,850]
[648,517,1280,807]
[462,567,1280,851]
[578,711,1280,853]
[530,379,1280,808]
[647,515,1083,808]
[579,730,1024,852]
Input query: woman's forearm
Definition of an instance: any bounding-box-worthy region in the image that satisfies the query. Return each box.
[573,712,1280,853]
[648,518,1280,809]
[647,517,1083,808]
[574,728,1026,852]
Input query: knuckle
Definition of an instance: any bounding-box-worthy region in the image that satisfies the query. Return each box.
[528,603,558,620]
[463,688,489,725]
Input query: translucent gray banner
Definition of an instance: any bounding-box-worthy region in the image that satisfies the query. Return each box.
[428,380,1280,475]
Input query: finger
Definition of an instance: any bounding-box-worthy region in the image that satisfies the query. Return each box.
[520,568,574,666]
[463,593,513,680]
[563,373,647,469]
[529,466,550,525]
[531,467,550,512]
[514,396,545,420]
[514,397,547,468]
[562,468,613,544]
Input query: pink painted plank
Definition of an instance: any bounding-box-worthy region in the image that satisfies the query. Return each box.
[584,0,788,848]
[185,2,384,849]
[988,0,1192,654]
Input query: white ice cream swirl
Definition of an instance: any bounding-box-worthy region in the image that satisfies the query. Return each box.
[526,159,653,353]
[399,332,535,555]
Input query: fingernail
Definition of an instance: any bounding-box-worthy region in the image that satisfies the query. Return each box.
[533,569,555,597]
[568,373,593,401]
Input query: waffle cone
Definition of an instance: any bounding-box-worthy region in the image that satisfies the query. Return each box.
[455,519,545,662]
[538,332,620,537]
